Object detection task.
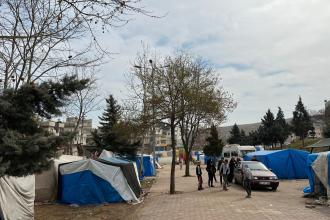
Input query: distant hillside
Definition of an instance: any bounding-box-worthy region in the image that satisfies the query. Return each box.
[218,122,261,141]
[194,115,324,148]
[218,115,323,143]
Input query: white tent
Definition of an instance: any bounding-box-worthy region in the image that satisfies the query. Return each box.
[0,175,35,220]
[35,155,83,202]
[312,152,330,198]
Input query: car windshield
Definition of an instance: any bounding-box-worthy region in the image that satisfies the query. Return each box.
[241,150,255,157]
[245,162,268,171]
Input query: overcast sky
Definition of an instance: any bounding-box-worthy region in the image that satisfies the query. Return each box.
[87,0,330,127]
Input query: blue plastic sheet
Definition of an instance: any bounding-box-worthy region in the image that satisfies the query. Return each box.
[136,155,155,177]
[303,186,311,194]
[60,170,123,205]
[244,149,309,179]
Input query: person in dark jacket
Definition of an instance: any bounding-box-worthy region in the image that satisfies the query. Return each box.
[206,159,215,187]
[228,157,236,183]
[196,162,203,190]
[212,160,217,182]
[217,158,224,185]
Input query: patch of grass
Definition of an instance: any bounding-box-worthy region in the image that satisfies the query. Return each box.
[140,178,156,190]
[286,138,320,149]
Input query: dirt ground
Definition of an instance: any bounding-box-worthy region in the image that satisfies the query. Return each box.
[35,165,330,220]
[35,203,138,220]
[34,178,154,220]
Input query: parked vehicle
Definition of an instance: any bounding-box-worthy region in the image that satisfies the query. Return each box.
[222,145,256,159]
[234,161,279,191]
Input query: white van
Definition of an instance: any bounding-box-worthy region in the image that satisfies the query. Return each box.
[222,145,256,159]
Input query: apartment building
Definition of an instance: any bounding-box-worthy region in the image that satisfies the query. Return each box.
[40,117,93,155]
[142,122,183,153]
[64,117,93,146]
[40,120,64,136]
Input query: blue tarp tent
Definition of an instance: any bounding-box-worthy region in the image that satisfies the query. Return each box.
[244,149,309,179]
[194,151,203,161]
[305,152,330,194]
[58,159,139,205]
[135,155,155,177]
[204,155,218,165]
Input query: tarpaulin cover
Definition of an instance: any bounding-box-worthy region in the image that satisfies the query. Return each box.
[97,156,141,198]
[305,152,330,194]
[35,155,83,202]
[99,149,114,158]
[0,175,35,220]
[244,149,309,179]
[136,155,155,177]
[59,159,139,205]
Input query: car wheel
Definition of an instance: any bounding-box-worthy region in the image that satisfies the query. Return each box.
[272,186,278,191]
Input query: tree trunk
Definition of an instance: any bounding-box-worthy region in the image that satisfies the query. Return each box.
[77,144,84,156]
[302,136,305,148]
[170,118,176,195]
[184,149,190,176]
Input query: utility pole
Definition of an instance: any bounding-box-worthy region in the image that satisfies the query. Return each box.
[149,59,157,169]
[325,99,329,126]
[133,60,157,171]
[0,79,3,95]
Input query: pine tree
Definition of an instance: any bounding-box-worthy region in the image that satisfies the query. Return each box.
[93,95,139,156]
[246,128,263,146]
[323,122,330,138]
[240,129,247,145]
[203,125,224,157]
[275,107,290,148]
[260,109,276,147]
[227,123,241,144]
[99,95,121,132]
[292,97,314,147]
[0,75,88,177]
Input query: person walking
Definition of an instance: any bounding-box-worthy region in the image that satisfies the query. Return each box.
[206,159,215,187]
[212,160,217,183]
[228,157,236,183]
[196,162,203,190]
[179,155,183,170]
[217,158,224,186]
[220,159,230,190]
[243,165,252,198]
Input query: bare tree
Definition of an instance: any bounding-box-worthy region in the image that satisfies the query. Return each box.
[64,68,102,155]
[0,0,150,90]
[130,50,237,192]
[177,56,236,176]
[130,51,190,194]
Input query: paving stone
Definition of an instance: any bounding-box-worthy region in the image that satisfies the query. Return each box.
[133,165,330,220]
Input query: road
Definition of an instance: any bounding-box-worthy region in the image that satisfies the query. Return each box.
[132,164,330,220]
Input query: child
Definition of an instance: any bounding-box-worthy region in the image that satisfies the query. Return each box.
[196,162,203,190]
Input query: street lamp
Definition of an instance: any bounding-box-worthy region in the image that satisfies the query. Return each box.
[325,100,328,122]
[134,59,157,169]
[0,78,3,95]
